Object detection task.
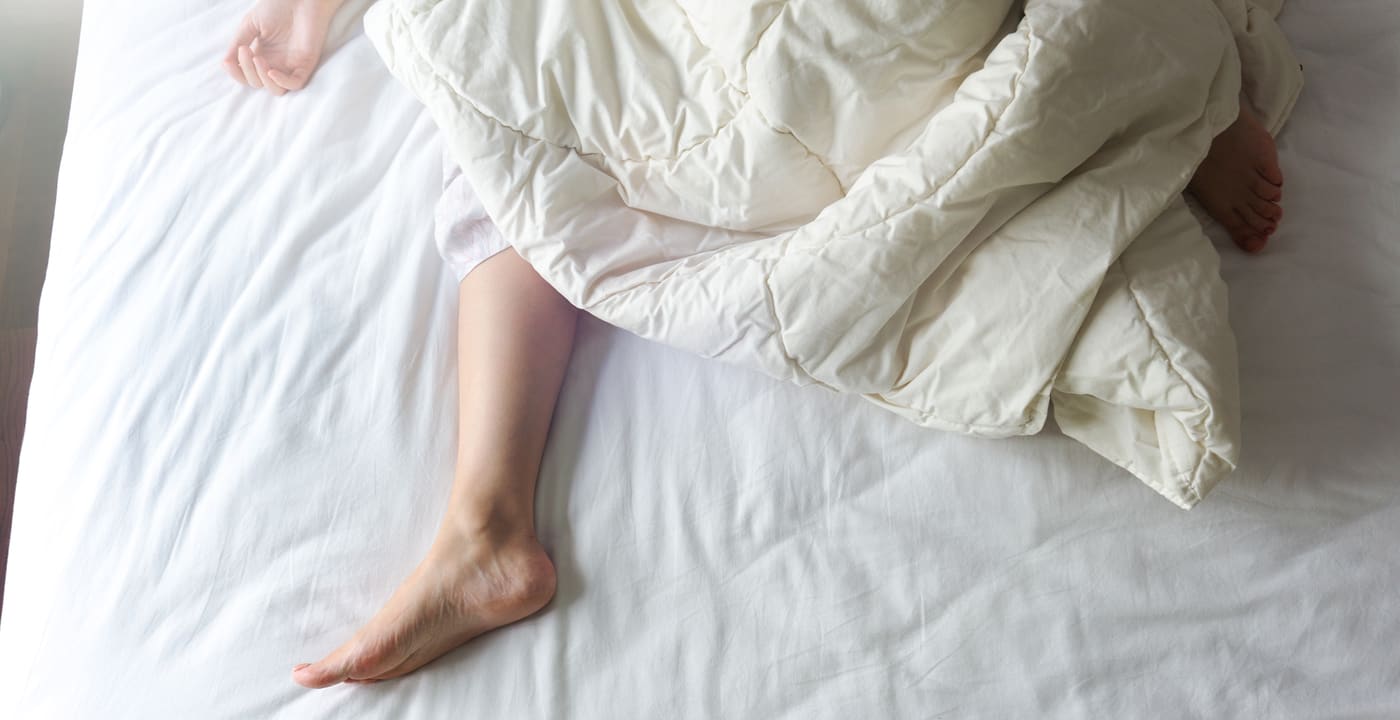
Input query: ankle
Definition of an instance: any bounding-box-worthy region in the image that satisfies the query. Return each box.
[439,493,536,545]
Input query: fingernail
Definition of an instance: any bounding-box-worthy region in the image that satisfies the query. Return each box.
[293,663,311,672]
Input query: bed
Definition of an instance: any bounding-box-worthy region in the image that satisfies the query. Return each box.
[3,0,1398,716]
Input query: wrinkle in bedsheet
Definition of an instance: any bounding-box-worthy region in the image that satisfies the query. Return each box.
[4,1,1399,718]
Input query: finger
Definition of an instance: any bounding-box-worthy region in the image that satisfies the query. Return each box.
[267,67,309,92]
[252,55,287,96]
[238,46,263,88]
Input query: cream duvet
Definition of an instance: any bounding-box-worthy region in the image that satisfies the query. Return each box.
[364,0,1302,508]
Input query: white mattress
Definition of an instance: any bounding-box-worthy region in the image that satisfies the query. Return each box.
[3,0,1398,716]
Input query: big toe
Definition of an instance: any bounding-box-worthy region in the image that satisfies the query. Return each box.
[293,639,401,689]
[1256,164,1284,190]
[292,654,351,689]
[1235,233,1269,255]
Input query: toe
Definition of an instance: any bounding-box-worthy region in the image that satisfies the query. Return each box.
[1252,176,1283,201]
[1223,218,1252,242]
[1248,196,1283,222]
[1255,146,1284,184]
[1234,206,1274,234]
[294,639,400,689]
[293,653,351,689]
[1255,165,1283,188]
[1235,234,1268,255]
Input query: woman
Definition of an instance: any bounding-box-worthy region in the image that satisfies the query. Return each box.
[222,0,1285,689]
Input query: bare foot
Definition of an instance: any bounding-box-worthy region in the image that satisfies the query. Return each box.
[1187,100,1285,254]
[291,525,556,688]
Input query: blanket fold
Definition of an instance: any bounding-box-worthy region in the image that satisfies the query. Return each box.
[365,0,1303,507]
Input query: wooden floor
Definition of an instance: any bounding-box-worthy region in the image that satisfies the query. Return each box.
[0,1,84,617]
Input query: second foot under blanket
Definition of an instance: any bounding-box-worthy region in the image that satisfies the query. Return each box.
[366,0,1303,508]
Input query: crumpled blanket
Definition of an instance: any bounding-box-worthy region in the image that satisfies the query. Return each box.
[364,0,1303,507]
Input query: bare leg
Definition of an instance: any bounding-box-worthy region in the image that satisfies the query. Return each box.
[293,248,578,688]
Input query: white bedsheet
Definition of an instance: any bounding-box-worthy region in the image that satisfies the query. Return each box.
[3,0,1398,716]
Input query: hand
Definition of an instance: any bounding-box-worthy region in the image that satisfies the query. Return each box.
[223,0,342,96]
